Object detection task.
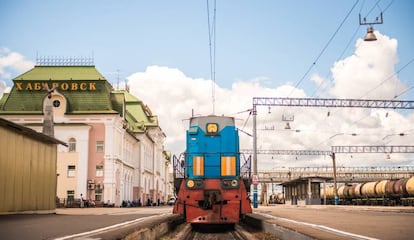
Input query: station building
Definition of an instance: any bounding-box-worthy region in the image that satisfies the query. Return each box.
[0,59,171,207]
[281,176,332,205]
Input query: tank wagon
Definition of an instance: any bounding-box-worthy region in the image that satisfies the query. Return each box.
[173,115,252,224]
[322,176,414,206]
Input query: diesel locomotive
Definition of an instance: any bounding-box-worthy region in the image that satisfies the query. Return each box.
[173,115,252,224]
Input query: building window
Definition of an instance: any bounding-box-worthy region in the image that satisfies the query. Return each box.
[95,189,102,201]
[67,165,76,177]
[96,165,103,177]
[96,141,104,152]
[53,100,61,107]
[67,190,75,204]
[68,138,76,152]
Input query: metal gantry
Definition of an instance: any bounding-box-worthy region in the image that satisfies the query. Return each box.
[332,145,414,154]
[257,166,414,183]
[252,97,414,109]
[242,149,331,156]
[251,97,414,207]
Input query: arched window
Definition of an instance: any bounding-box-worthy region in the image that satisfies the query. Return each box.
[68,138,76,152]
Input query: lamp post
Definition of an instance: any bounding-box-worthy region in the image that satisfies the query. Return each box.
[252,106,258,208]
[328,133,357,205]
[330,152,338,205]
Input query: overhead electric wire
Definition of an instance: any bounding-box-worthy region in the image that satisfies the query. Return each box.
[312,0,396,98]
[305,0,408,157]
[345,57,414,129]
[310,25,362,97]
[364,0,381,17]
[382,0,395,12]
[288,0,360,97]
[284,0,360,134]
[207,0,216,115]
[302,0,403,150]
[360,57,414,99]
[312,0,399,128]
[394,86,414,99]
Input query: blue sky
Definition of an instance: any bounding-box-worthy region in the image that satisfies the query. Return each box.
[1,0,413,94]
[1,0,414,168]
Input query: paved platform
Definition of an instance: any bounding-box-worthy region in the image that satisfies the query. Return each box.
[56,206,172,215]
[0,206,180,240]
[2,205,414,240]
[250,205,414,240]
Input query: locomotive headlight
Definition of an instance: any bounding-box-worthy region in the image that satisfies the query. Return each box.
[222,179,239,188]
[186,179,204,189]
[206,123,219,135]
[231,179,239,187]
[187,180,195,188]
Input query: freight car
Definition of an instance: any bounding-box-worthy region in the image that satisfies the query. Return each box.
[322,176,414,206]
[173,115,252,224]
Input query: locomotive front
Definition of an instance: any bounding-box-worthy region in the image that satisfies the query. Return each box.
[173,115,252,224]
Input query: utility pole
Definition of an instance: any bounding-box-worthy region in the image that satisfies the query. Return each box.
[252,106,258,208]
[330,152,338,205]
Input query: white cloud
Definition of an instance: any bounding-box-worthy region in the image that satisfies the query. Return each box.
[127,32,414,169]
[0,48,34,82]
[328,31,406,99]
[4,32,412,170]
[0,81,6,99]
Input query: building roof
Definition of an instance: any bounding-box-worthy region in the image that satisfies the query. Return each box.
[0,66,116,114]
[0,65,161,135]
[112,90,159,133]
[0,117,67,146]
[0,93,8,109]
[280,176,333,186]
[13,66,106,81]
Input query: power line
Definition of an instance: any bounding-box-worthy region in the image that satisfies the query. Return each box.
[311,0,395,99]
[360,57,414,99]
[382,0,395,12]
[288,0,360,97]
[310,25,362,98]
[207,0,216,115]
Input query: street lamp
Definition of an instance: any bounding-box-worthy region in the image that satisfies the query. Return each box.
[329,133,357,139]
[382,133,406,140]
[328,133,357,205]
[359,13,383,42]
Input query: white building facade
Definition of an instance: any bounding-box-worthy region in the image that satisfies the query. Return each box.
[0,61,172,207]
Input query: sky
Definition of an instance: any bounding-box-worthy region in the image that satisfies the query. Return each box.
[1,0,414,170]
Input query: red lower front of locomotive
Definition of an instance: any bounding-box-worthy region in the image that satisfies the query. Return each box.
[173,178,252,224]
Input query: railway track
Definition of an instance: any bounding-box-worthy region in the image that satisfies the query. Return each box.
[166,223,278,240]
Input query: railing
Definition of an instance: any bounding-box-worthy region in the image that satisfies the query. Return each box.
[240,154,252,180]
[173,153,185,179]
[172,152,252,180]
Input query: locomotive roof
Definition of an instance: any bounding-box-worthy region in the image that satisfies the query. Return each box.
[189,115,235,128]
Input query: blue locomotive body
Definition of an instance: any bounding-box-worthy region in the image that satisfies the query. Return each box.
[173,115,252,224]
[186,115,240,179]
